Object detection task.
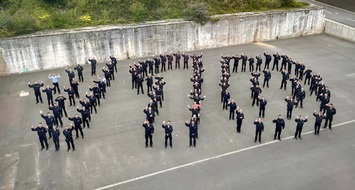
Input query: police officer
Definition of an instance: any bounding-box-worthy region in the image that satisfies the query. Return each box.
[250,85,262,106]
[241,53,248,72]
[294,115,308,139]
[295,88,306,108]
[106,62,115,80]
[231,55,240,73]
[222,90,230,110]
[185,120,198,147]
[236,108,244,133]
[110,56,118,73]
[313,111,324,135]
[31,123,49,150]
[63,124,75,151]
[182,52,189,69]
[48,73,61,94]
[272,115,285,140]
[142,120,154,148]
[74,64,84,82]
[162,120,173,148]
[55,94,68,117]
[227,99,237,120]
[323,103,336,130]
[264,51,272,69]
[77,106,91,129]
[280,69,289,90]
[254,118,264,143]
[173,52,181,69]
[52,125,60,151]
[63,86,76,106]
[89,84,101,106]
[28,81,44,104]
[262,69,271,88]
[285,96,297,120]
[42,85,55,106]
[68,114,84,139]
[258,96,267,118]
[88,57,97,76]
[143,107,155,124]
[272,52,280,71]
[255,55,263,72]
[145,74,154,94]
[40,110,55,139]
[65,67,75,85]
[85,92,98,114]
[49,103,63,127]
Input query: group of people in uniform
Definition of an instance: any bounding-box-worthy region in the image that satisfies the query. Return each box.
[29,56,118,151]
[219,51,336,143]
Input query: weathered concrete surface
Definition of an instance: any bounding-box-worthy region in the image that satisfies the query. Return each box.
[317,0,355,12]
[0,6,324,74]
[325,19,355,42]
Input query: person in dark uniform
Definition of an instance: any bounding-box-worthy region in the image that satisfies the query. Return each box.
[262,69,271,88]
[280,69,289,90]
[272,52,280,71]
[93,77,106,99]
[42,85,55,106]
[318,93,330,113]
[287,58,293,74]
[222,90,231,110]
[162,120,173,148]
[248,56,255,72]
[236,108,244,133]
[153,56,161,74]
[255,55,262,72]
[304,67,313,85]
[280,54,288,71]
[63,124,75,151]
[323,103,336,130]
[272,115,285,140]
[145,74,154,94]
[106,62,115,80]
[28,81,44,104]
[160,54,167,72]
[65,67,75,85]
[264,51,272,69]
[182,52,189,69]
[85,92,98,114]
[231,55,240,73]
[294,115,308,139]
[63,86,76,106]
[49,103,63,127]
[250,85,262,106]
[142,120,154,148]
[40,110,55,139]
[110,56,118,73]
[55,94,68,117]
[52,125,60,151]
[173,52,181,69]
[74,64,84,82]
[89,84,101,106]
[31,123,49,150]
[77,106,91,129]
[254,118,264,143]
[68,114,84,139]
[48,73,61,94]
[258,96,267,118]
[185,120,198,147]
[227,99,237,120]
[285,96,297,120]
[101,67,111,87]
[241,53,248,72]
[135,74,144,95]
[166,54,173,70]
[313,111,324,135]
[143,107,155,124]
[88,57,97,76]
[295,88,306,108]
[71,80,80,99]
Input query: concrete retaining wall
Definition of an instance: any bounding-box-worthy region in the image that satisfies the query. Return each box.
[325,19,355,42]
[0,6,325,74]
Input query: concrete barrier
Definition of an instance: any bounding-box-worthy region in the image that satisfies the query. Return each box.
[0,6,325,74]
[325,19,355,42]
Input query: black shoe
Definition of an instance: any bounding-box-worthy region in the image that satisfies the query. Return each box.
[41,147,45,150]
[145,145,148,148]
[82,136,84,139]
[46,147,48,150]
[76,137,79,139]
[150,145,153,148]
[194,144,196,147]
[72,148,75,151]
[189,145,192,147]
[259,140,261,143]
[299,137,302,139]
[170,145,172,148]
[294,137,297,139]
[67,149,70,151]
[278,138,281,141]
[36,102,39,104]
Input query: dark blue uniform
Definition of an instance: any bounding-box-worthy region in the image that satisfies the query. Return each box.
[41,114,55,138]
[142,123,154,148]
[254,120,264,143]
[236,110,244,133]
[55,96,67,117]
[52,128,60,151]
[49,105,63,127]
[294,117,308,139]
[31,125,49,150]
[324,105,336,130]
[68,116,84,139]
[63,126,75,151]
[185,121,198,147]
[28,83,44,103]
[272,118,285,140]
[162,123,173,148]
[258,98,267,118]
[313,112,324,135]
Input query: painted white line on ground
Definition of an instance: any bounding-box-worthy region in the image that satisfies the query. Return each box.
[346,73,355,77]
[324,10,333,15]
[347,18,355,22]
[94,119,355,190]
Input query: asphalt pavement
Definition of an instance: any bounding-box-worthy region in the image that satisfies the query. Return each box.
[0,34,354,190]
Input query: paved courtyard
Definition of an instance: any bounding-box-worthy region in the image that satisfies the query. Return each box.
[0,34,354,190]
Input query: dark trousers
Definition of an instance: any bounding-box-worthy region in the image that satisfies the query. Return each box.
[264,62,270,69]
[324,117,333,130]
[229,110,235,120]
[314,123,321,135]
[236,121,242,133]
[255,129,262,142]
[39,137,49,149]
[65,138,75,150]
[286,108,293,119]
[280,80,287,90]
[53,137,60,150]
[48,127,53,138]
[272,62,279,71]
[233,64,238,73]
[145,134,153,147]
[249,64,254,72]
[256,64,261,72]
[91,66,96,75]
[54,115,63,127]
[274,128,282,140]
[168,62,173,70]
[161,64,166,72]
[47,96,54,106]
[110,71,115,80]
[241,63,246,72]
[78,74,84,82]
[137,84,144,95]
[155,66,160,74]
[147,85,153,94]
[165,134,172,147]
[35,93,43,103]
[60,106,68,117]
[295,126,303,138]
[183,62,188,69]
[223,100,228,110]
[189,134,196,147]
[53,82,60,94]
[252,96,259,106]
[94,95,101,106]
[74,126,84,138]
[259,108,265,118]
[263,79,269,88]
[90,104,97,114]
[106,78,111,87]
[69,96,75,106]
[100,89,105,99]
[82,117,90,128]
